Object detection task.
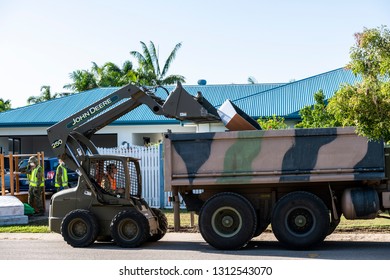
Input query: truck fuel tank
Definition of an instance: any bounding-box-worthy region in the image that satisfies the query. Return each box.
[342,187,379,219]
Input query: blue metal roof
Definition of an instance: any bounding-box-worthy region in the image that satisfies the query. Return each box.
[231,68,360,119]
[0,68,360,127]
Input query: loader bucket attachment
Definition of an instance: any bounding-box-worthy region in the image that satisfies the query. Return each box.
[162,82,221,123]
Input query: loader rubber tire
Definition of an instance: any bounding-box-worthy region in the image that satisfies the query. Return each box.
[61,209,99,247]
[110,209,149,248]
[199,192,257,250]
[148,208,168,242]
[271,191,330,249]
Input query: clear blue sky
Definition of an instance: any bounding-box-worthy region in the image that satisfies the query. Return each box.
[1,0,389,108]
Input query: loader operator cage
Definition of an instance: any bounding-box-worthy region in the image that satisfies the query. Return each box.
[88,158,141,197]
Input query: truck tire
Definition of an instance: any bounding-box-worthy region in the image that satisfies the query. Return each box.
[253,220,270,237]
[271,191,329,249]
[110,209,149,248]
[148,208,168,242]
[199,192,257,250]
[61,209,99,247]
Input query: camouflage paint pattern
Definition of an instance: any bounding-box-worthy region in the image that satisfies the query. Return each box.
[164,127,385,191]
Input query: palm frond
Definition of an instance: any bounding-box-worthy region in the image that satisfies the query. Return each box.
[130,50,147,66]
[161,42,182,77]
[122,60,133,73]
[103,62,121,73]
[161,74,186,85]
[140,41,155,74]
[148,41,160,76]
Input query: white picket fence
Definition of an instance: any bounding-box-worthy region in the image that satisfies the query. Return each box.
[97,144,172,208]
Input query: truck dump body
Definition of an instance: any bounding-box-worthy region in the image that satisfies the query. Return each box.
[164,127,385,190]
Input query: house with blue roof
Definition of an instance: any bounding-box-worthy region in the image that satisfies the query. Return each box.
[0,67,359,157]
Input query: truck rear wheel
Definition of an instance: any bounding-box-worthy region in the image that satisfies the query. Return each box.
[148,208,168,242]
[199,192,256,250]
[271,191,329,249]
[61,209,99,247]
[110,209,149,248]
[253,221,270,237]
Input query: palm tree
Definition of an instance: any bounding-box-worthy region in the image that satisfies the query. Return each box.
[63,41,185,92]
[27,86,60,104]
[0,98,11,112]
[95,61,137,87]
[64,61,137,92]
[130,41,185,86]
[64,70,98,92]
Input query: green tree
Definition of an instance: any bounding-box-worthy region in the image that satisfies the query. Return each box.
[27,86,60,104]
[327,25,390,141]
[64,61,137,92]
[64,70,98,92]
[64,69,99,92]
[257,115,288,130]
[89,61,137,88]
[295,90,340,128]
[130,41,185,86]
[98,61,137,87]
[0,98,12,112]
[63,42,184,92]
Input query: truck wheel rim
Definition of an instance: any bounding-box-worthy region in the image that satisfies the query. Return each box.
[118,218,139,241]
[68,218,87,239]
[211,206,242,238]
[285,207,315,237]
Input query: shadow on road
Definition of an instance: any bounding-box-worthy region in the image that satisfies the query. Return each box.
[81,237,390,260]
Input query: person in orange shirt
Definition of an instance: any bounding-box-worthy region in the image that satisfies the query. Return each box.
[101,163,123,196]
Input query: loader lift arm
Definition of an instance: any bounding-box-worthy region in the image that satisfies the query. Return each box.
[47,82,220,172]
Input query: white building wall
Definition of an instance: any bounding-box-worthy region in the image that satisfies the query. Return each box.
[0,127,48,136]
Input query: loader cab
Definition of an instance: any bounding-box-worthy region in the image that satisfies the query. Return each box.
[86,155,142,200]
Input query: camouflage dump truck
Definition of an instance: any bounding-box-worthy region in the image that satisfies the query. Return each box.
[164,126,390,250]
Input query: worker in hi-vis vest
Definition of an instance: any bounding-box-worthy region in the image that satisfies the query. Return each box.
[27,156,45,215]
[55,158,68,191]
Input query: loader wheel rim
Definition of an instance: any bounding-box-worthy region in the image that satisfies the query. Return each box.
[118,218,139,241]
[211,206,242,238]
[68,218,88,239]
[286,208,315,236]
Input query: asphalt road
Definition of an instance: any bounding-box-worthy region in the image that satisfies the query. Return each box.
[1,231,390,260]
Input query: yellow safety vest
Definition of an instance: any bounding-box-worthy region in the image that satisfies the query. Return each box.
[29,166,44,187]
[55,165,68,187]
